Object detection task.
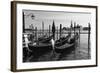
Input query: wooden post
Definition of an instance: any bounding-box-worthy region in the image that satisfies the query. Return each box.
[42,21,44,36]
[35,27,37,41]
[31,24,34,34]
[59,24,62,38]
[74,22,76,59]
[37,28,38,39]
[32,26,34,42]
[40,29,41,36]
[57,26,58,40]
[70,26,71,35]
[74,23,76,36]
[88,23,91,58]
[70,21,73,35]
[40,28,42,36]
[23,12,25,33]
[49,25,51,37]
[29,24,34,42]
[79,24,80,54]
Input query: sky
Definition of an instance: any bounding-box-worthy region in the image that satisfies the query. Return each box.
[23,10,91,30]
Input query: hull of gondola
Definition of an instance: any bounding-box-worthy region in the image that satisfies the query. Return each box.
[54,34,79,53]
[55,43,75,53]
[28,43,52,56]
[38,36,52,43]
[55,35,71,46]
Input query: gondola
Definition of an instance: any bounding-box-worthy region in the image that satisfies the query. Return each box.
[38,34,69,44]
[27,35,69,56]
[28,33,79,55]
[55,42,75,53]
[28,34,74,51]
[38,35,52,43]
[55,34,71,46]
[54,33,79,53]
[28,42,52,56]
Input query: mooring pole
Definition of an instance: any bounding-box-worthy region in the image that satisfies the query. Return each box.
[79,24,80,54]
[74,22,76,59]
[40,29,41,36]
[49,25,51,37]
[88,23,91,58]
[74,23,76,36]
[32,26,34,34]
[31,24,34,36]
[70,21,73,35]
[57,26,58,40]
[59,24,62,38]
[23,12,25,33]
[35,27,37,41]
[42,21,44,36]
[56,26,58,40]
[32,26,34,42]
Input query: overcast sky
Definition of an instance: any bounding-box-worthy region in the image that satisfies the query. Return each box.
[23,10,91,29]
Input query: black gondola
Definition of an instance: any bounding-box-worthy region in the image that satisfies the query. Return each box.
[55,42,75,53]
[54,33,79,53]
[38,35,52,43]
[55,34,71,46]
[28,33,79,56]
[28,43,52,56]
